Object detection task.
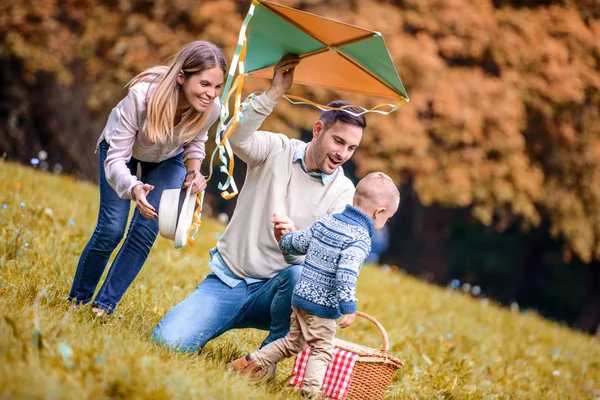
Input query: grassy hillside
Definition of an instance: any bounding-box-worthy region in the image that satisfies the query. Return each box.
[1,160,598,399]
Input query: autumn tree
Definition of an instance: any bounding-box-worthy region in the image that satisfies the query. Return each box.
[1,0,599,327]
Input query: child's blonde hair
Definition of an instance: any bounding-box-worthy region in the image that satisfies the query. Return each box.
[354,172,400,209]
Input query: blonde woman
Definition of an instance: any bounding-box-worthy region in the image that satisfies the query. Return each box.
[68,41,225,316]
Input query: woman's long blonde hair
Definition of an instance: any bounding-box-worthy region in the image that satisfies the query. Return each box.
[128,41,227,144]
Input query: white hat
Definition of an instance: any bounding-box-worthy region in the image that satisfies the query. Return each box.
[158,185,198,249]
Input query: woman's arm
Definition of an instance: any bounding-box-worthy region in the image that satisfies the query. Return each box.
[103,86,144,199]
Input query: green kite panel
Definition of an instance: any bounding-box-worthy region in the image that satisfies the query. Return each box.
[340,35,409,100]
[246,5,325,73]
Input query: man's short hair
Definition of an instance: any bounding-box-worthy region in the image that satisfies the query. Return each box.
[319,101,367,132]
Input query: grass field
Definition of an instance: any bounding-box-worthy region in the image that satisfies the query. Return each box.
[1,159,599,399]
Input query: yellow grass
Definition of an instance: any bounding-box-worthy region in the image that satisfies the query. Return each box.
[1,159,599,399]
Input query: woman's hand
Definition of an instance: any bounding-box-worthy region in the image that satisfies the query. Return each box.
[184,172,207,194]
[131,183,157,218]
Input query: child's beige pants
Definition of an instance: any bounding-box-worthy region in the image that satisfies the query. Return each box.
[251,306,337,396]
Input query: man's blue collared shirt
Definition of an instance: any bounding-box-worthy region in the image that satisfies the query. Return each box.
[292,143,337,185]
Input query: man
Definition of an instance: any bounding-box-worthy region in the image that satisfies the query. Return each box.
[152,56,367,358]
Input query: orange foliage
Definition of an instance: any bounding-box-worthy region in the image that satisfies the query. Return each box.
[2,0,599,261]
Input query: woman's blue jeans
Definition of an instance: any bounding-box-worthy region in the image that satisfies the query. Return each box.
[68,140,186,313]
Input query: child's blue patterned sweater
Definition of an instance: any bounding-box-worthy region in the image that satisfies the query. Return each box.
[280,205,374,319]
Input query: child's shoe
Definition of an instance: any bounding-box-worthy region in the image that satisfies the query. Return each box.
[228,354,264,377]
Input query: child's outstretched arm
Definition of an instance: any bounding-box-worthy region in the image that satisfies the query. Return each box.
[278,223,315,256]
[336,234,370,326]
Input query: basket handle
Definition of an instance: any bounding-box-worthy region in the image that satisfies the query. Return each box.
[354,311,390,355]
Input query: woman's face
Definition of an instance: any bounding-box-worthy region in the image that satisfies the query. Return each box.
[178,67,224,112]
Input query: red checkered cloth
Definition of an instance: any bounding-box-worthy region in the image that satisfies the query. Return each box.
[289,346,359,399]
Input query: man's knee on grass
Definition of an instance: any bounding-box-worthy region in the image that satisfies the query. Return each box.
[151,326,203,354]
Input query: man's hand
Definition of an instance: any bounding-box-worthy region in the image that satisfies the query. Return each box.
[266,55,300,102]
[271,212,295,244]
[131,183,157,219]
[339,313,356,328]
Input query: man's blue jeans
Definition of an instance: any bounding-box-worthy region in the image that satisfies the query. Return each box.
[152,265,303,352]
[68,140,186,313]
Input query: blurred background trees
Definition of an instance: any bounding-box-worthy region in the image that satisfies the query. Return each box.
[1,0,598,332]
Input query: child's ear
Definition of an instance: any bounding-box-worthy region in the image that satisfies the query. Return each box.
[374,207,387,219]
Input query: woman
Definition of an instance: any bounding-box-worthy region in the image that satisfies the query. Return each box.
[68,41,226,316]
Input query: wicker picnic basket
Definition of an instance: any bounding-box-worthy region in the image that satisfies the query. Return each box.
[333,311,404,400]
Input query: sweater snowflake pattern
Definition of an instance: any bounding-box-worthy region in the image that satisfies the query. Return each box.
[280,205,374,319]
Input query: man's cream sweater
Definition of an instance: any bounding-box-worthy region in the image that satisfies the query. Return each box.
[217,93,356,279]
